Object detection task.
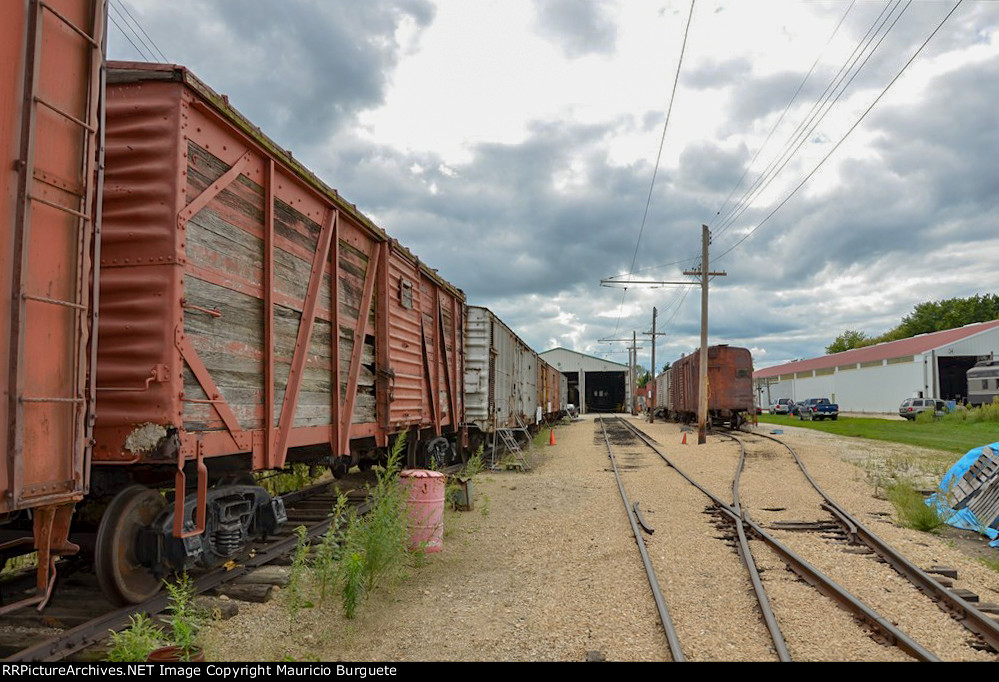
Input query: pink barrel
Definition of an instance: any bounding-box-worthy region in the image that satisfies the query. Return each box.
[400,469,446,552]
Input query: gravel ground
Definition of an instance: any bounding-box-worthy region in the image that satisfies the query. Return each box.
[200,415,999,662]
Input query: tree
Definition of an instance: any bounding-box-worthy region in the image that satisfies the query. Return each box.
[826,330,870,354]
[637,371,652,388]
[825,292,999,353]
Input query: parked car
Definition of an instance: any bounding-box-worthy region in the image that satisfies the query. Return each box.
[770,398,795,415]
[797,398,839,421]
[899,398,949,420]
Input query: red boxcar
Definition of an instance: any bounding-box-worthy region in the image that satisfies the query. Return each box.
[86,63,465,603]
[668,345,754,428]
[1,0,105,612]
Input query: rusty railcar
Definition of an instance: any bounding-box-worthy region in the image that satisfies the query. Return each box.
[89,63,465,604]
[1,0,105,612]
[538,358,567,422]
[667,345,754,428]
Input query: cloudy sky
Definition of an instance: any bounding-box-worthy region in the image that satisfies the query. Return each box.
[108,0,999,373]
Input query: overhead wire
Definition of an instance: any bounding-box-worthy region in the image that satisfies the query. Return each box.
[645,2,903,352]
[710,0,857,230]
[108,7,153,61]
[611,0,696,337]
[712,0,965,264]
[714,0,907,239]
[114,0,169,62]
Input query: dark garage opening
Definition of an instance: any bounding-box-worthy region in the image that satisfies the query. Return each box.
[585,371,626,413]
[564,372,579,408]
[939,356,979,402]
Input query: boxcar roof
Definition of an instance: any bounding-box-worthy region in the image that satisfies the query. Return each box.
[107,61,465,301]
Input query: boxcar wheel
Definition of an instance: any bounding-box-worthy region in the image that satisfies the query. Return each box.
[95,485,167,606]
[330,457,350,479]
[423,436,453,469]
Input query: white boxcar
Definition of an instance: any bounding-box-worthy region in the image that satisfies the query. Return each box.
[465,306,541,436]
[653,369,671,417]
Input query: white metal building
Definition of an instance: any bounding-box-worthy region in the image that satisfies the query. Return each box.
[754,320,999,413]
[540,348,629,414]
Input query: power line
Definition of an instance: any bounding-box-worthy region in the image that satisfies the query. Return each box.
[114,0,169,62]
[714,1,907,239]
[713,0,965,264]
[710,0,857,230]
[612,0,696,336]
[108,10,152,61]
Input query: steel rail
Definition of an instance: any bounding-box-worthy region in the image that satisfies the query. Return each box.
[597,417,685,661]
[726,433,792,661]
[750,429,999,653]
[5,480,369,662]
[615,417,939,662]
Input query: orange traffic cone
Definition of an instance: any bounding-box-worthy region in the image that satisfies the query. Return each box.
[681,432,687,445]
[549,428,556,446]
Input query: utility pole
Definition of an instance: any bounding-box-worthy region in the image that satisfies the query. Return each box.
[632,330,638,415]
[683,225,726,444]
[643,307,667,423]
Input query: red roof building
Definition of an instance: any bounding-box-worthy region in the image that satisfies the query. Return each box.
[754,320,999,413]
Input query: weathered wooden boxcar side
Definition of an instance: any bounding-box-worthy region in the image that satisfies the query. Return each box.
[90,63,464,603]
[1,0,105,611]
[668,345,754,428]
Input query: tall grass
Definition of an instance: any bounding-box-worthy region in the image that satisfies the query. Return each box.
[886,480,945,533]
[943,399,999,424]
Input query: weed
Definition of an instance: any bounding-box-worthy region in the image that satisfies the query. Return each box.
[339,549,365,619]
[332,431,409,618]
[256,463,325,497]
[886,481,944,533]
[105,613,164,662]
[1,552,37,576]
[463,445,486,478]
[313,494,349,605]
[163,573,202,661]
[479,492,491,517]
[286,525,314,616]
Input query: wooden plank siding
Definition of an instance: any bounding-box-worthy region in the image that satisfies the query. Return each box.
[181,142,376,433]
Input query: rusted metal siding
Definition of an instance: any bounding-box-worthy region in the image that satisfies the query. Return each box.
[2,0,104,512]
[94,78,180,461]
[668,346,754,418]
[95,63,465,471]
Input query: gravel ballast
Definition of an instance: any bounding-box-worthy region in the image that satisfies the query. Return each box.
[200,415,999,662]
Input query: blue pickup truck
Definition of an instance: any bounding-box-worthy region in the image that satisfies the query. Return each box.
[797,398,839,421]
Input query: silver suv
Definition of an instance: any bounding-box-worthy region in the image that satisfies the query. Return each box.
[770,398,795,415]
[899,398,948,420]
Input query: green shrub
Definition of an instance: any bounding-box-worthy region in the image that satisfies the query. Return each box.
[106,613,164,662]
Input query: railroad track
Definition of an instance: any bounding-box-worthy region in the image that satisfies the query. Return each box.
[727,428,999,659]
[0,475,377,662]
[602,416,964,661]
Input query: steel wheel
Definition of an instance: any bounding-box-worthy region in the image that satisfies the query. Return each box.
[95,485,166,606]
[424,436,452,469]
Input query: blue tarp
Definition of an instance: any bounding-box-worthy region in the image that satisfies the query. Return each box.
[927,441,999,546]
